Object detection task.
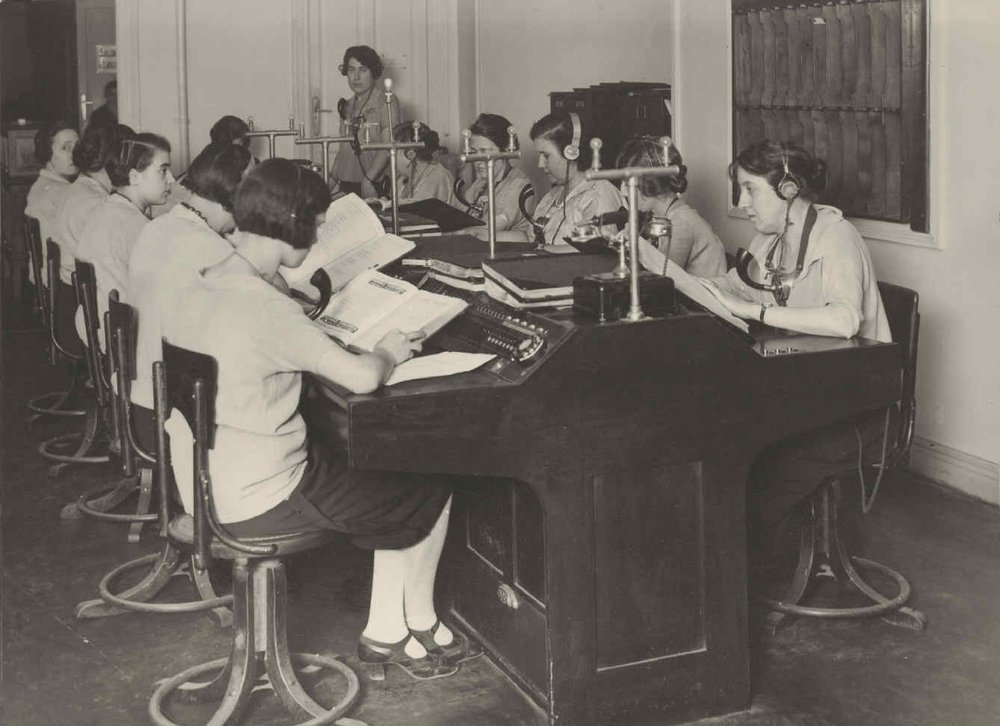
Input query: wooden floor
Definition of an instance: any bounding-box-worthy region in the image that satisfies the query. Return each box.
[2,303,999,725]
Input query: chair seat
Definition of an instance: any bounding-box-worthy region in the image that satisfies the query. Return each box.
[168,514,335,559]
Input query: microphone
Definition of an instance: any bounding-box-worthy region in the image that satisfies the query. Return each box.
[592,207,629,230]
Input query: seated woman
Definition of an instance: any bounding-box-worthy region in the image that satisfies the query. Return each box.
[74,132,173,350]
[330,45,398,198]
[209,114,251,147]
[127,142,253,449]
[394,121,455,206]
[25,120,79,288]
[161,158,476,680]
[700,140,891,547]
[616,137,727,277]
[456,112,534,243]
[529,112,621,251]
[53,122,131,354]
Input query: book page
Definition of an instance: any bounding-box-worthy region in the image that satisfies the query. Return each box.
[351,289,468,352]
[280,194,385,287]
[319,233,414,292]
[316,270,416,345]
[660,257,749,334]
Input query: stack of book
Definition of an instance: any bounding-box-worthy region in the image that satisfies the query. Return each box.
[481,253,625,309]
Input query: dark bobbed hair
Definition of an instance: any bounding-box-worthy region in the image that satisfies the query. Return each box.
[233,158,330,250]
[616,137,688,196]
[34,120,77,164]
[729,139,827,201]
[209,115,250,146]
[342,45,383,79]
[182,143,253,211]
[73,122,133,173]
[105,132,171,188]
[104,79,117,96]
[469,113,514,153]
[530,112,591,171]
[395,121,439,162]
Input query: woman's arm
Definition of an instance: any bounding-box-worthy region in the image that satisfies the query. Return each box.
[312,329,424,393]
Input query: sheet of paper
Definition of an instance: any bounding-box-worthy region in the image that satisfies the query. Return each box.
[385,352,495,386]
[657,253,750,334]
[280,194,385,287]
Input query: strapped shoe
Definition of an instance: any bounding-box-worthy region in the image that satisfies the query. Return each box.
[357,634,459,681]
[409,619,484,664]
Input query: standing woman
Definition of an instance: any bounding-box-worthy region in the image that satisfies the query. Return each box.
[74,133,173,350]
[616,137,728,277]
[458,112,534,243]
[700,140,890,545]
[162,159,476,680]
[529,112,621,252]
[25,120,79,286]
[329,45,397,198]
[394,122,455,206]
[53,122,130,353]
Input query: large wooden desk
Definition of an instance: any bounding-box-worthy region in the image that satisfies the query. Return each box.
[309,296,901,725]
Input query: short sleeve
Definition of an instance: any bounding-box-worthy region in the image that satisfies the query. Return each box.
[256,293,340,375]
[818,228,866,314]
[577,181,622,221]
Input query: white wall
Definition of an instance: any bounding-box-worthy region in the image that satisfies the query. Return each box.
[674,1,1000,503]
[476,0,674,194]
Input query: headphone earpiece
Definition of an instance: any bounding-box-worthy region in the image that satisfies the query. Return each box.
[564,112,581,161]
[776,147,800,201]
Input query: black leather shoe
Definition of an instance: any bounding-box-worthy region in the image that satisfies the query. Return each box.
[409,620,483,664]
[357,634,459,681]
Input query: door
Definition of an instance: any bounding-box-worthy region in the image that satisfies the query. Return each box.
[76,0,116,128]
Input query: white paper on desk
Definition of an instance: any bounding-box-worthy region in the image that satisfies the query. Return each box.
[658,256,750,334]
[385,352,495,386]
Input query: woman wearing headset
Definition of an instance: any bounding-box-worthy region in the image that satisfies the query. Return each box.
[701,139,891,551]
[617,137,727,277]
[329,45,398,198]
[394,121,456,205]
[529,112,621,251]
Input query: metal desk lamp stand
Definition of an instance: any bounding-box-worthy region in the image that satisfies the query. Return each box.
[293,125,354,185]
[245,115,300,159]
[357,78,425,235]
[459,126,521,259]
[585,136,680,322]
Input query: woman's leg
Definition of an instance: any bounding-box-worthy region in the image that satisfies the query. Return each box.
[402,496,453,644]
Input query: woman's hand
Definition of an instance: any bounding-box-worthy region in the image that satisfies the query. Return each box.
[374,329,426,365]
[699,278,758,319]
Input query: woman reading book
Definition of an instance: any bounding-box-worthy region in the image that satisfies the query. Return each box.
[698,140,891,563]
[161,158,478,681]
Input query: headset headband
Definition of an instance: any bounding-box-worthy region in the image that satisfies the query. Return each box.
[564,112,582,161]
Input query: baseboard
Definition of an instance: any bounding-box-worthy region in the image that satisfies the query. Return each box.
[908,437,1000,505]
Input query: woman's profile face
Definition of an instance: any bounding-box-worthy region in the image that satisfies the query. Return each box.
[736,166,786,234]
[132,150,174,206]
[534,137,567,185]
[49,129,79,177]
[344,57,375,96]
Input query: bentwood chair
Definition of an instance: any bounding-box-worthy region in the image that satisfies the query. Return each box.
[75,298,231,624]
[24,226,88,423]
[147,341,365,726]
[760,281,927,632]
[37,257,111,474]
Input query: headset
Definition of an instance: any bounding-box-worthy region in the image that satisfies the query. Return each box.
[775,146,800,201]
[564,112,582,161]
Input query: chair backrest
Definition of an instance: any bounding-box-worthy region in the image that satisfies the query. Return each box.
[877,281,920,459]
[108,296,147,475]
[153,340,275,568]
[74,259,112,405]
[23,216,48,322]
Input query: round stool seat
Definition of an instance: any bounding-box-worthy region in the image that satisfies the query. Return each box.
[168,514,335,560]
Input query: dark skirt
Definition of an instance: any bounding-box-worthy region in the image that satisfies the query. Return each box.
[747,406,892,540]
[226,435,453,550]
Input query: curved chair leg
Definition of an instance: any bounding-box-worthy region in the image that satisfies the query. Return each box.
[149,559,366,726]
[27,388,87,426]
[40,403,111,477]
[61,470,158,542]
[74,542,233,621]
[764,509,819,635]
[189,562,234,628]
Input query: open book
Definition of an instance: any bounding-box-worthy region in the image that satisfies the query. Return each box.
[661,258,749,334]
[316,269,468,351]
[279,193,415,298]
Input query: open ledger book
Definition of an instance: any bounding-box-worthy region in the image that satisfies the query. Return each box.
[316,269,469,352]
[279,193,415,298]
[661,258,749,334]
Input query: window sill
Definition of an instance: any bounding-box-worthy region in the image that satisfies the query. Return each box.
[726,208,939,250]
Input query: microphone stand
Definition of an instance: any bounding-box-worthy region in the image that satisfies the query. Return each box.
[293,124,354,186]
[357,78,425,235]
[459,127,521,259]
[245,115,300,159]
[585,137,680,322]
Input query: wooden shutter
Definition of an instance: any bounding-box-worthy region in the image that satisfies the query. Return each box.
[732,0,926,231]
